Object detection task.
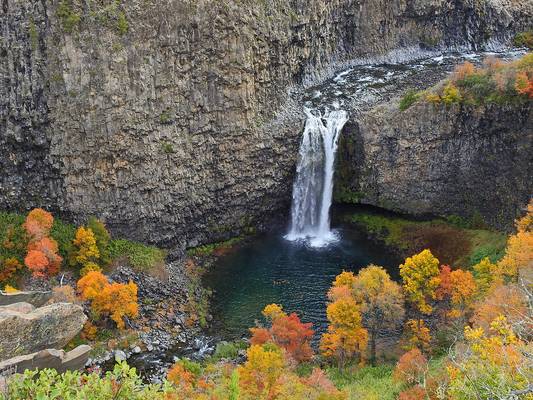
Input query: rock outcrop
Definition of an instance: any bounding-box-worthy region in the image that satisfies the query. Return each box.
[0,345,91,377]
[0,290,52,308]
[0,302,87,360]
[1,0,532,247]
[335,101,533,229]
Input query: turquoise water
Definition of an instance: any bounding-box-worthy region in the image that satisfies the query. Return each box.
[204,219,400,340]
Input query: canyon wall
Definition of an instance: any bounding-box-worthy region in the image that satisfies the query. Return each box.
[1,0,532,248]
[336,101,533,230]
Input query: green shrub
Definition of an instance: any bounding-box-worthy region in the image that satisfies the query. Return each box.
[57,1,81,33]
[399,89,420,111]
[176,359,203,377]
[87,217,112,266]
[1,362,169,400]
[455,73,495,104]
[513,31,533,49]
[116,11,128,35]
[50,218,76,262]
[211,340,248,361]
[108,239,166,271]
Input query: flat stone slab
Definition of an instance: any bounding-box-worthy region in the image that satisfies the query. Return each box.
[0,345,92,378]
[0,303,87,361]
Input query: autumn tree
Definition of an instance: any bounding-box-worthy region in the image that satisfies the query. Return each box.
[0,257,23,283]
[238,344,286,399]
[402,319,431,353]
[320,296,368,368]
[496,200,533,280]
[435,266,477,319]
[71,226,100,274]
[472,257,499,294]
[23,209,62,278]
[447,316,530,399]
[77,270,138,329]
[393,348,428,386]
[471,283,530,339]
[350,265,404,364]
[250,304,314,363]
[23,208,53,241]
[400,249,441,315]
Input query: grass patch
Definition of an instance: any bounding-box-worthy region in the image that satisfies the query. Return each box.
[399,89,421,111]
[108,239,166,272]
[186,237,244,257]
[327,364,401,400]
[346,212,506,267]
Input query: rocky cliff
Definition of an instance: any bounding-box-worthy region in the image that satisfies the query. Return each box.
[335,101,533,230]
[1,0,532,249]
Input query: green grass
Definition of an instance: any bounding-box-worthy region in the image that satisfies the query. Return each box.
[186,237,244,257]
[346,212,506,267]
[399,90,421,111]
[108,239,166,272]
[327,364,401,400]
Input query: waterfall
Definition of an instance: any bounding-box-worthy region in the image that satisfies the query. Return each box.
[285,108,348,247]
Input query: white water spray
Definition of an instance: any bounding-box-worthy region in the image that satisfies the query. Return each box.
[285,108,348,247]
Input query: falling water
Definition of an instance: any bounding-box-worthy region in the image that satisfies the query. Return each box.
[285,108,348,247]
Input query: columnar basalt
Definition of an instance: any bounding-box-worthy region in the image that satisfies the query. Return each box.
[1,0,531,248]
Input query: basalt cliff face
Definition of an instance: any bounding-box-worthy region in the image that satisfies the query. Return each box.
[1,0,532,248]
[336,101,533,230]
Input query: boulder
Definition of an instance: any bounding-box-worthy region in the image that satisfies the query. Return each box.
[0,303,87,361]
[0,345,92,377]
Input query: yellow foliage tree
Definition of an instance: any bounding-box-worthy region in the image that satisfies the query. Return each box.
[351,265,404,364]
[447,316,529,399]
[72,226,100,273]
[238,344,286,399]
[472,257,499,294]
[400,249,441,314]
[402,319,431,353]
[497,201,533,280]
[320,297,368,368]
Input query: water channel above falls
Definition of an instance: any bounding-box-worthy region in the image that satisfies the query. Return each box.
[203,49,525,341]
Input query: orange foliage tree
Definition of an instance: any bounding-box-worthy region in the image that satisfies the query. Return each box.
[435,265,477,319]
[250,304,314,363]
[23,209,62,277]
[393,348,428,386]
[471,283,530,338]
[77,270,138,329]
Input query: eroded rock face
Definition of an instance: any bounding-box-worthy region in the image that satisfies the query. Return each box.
[1,0,532,248]
[336,101,533,230]
[0,302,87,361]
